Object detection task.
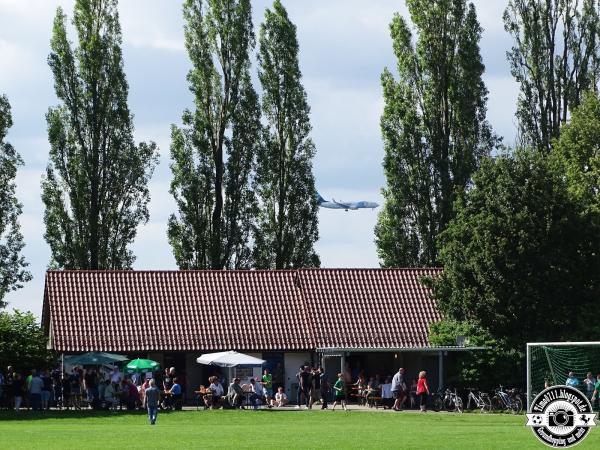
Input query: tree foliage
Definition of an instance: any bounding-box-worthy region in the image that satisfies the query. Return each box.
[429,319,522,389]
[552,91,600,210]
[168,0,260,269]
[254,0,319,269]
[375,0,496,267]
[432,148,600,352]
[42,0,159,270]
[504,0,600,152]
[0,310,55,372]
[0,95,31,308]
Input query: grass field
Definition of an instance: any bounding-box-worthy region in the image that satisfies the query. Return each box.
[0,409,599,449]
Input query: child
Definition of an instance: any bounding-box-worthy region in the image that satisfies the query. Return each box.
[416,371,430,412]
[272,386,288,407]
[332,373,347,411]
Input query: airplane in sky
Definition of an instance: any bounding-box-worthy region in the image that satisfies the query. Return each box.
[316,192,379,211]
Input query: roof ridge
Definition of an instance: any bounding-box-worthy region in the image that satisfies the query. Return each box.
[45,267,443,276]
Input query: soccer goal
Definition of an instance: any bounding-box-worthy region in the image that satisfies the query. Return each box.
[526,342,600,411]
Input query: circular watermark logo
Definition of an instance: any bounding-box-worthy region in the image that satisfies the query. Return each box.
[526,385,597,447]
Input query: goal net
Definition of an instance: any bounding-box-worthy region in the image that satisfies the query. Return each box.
[526,342,600,411]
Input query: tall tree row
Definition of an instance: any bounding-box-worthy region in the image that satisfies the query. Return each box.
[42,0,159,270]
[504,0,600,152]
[168,0,319,270]
[168,0,260,270]
[375,0,496,267]
[254,0,319,269]
[0,95,31,308]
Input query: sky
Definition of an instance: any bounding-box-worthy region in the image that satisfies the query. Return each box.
[0,0,519,316]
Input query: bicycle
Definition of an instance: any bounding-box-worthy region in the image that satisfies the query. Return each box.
[442,388,463,413]
[430,390,443,412]
[492,385,523,414]
[465,387,491,413]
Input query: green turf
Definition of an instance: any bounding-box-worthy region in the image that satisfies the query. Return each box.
[0,410,598,449]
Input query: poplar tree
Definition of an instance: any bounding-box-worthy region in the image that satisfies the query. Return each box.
[168,0,260,269]
[42,0,159,269]
[504,0,600,152]
[0,95,31,307]
[375,0,496,267]
[254,0,319,269]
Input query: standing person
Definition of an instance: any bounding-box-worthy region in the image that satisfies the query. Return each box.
[318,367,329,410]
[299,366,312,409]
[391,368,407,411]
[144,379,160,425]
[262,368,273,407]
[29,370,43,411]
[565,371,579,388]
[61,372,71,409]
[310,367,321,409]
[84,369,98,406]
[584,372,596,400]
[590,373,600,411]
[332,373,347,411]
[41,370,52,410]
[416,371,430,412]
[12,373,24,411]
[295,365,304,409]
[69,368,82,409]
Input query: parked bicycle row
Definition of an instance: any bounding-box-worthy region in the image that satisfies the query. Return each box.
[425,386,524,414]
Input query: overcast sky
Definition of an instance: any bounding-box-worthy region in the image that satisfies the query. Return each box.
[0,0,518,316]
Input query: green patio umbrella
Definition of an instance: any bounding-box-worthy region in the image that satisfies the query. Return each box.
[65,352,128,366]
[125,358,160,372]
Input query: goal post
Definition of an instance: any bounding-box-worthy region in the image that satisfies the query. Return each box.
[526,341,600,411]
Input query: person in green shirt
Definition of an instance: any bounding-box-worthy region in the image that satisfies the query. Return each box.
[332,373,347,411]
[591,373,600,411]
[262,369,273,407]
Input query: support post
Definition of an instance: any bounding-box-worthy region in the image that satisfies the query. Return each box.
[341,353,346,377]
[526,343,531,412]
[438,351,444,391]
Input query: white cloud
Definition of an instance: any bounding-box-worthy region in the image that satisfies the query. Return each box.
[0,39,36,85]
[119,0,185,52]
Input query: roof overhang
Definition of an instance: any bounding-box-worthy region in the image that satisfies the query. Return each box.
[316,346,486,354]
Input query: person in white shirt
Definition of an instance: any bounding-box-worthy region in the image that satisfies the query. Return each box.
[250,378,264,409]
[272,386,288,407]
[103,381,119,411]
[380,377,393,409]
[206,376,224,409]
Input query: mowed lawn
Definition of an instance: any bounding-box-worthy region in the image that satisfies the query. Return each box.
[1,409,599,449]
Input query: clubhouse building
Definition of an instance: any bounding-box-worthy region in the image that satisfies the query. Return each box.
[42,268,474,401]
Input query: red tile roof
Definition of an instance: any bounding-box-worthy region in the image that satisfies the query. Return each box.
[296,268,442,349]
[43,268,442,353]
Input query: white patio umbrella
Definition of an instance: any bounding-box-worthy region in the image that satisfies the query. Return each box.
[196,351,265,368]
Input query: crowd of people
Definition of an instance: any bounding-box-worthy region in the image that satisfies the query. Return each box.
[194,365,432,414]
[0,365,184,413]
[0,362,436,426]
[562,371,600,407]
